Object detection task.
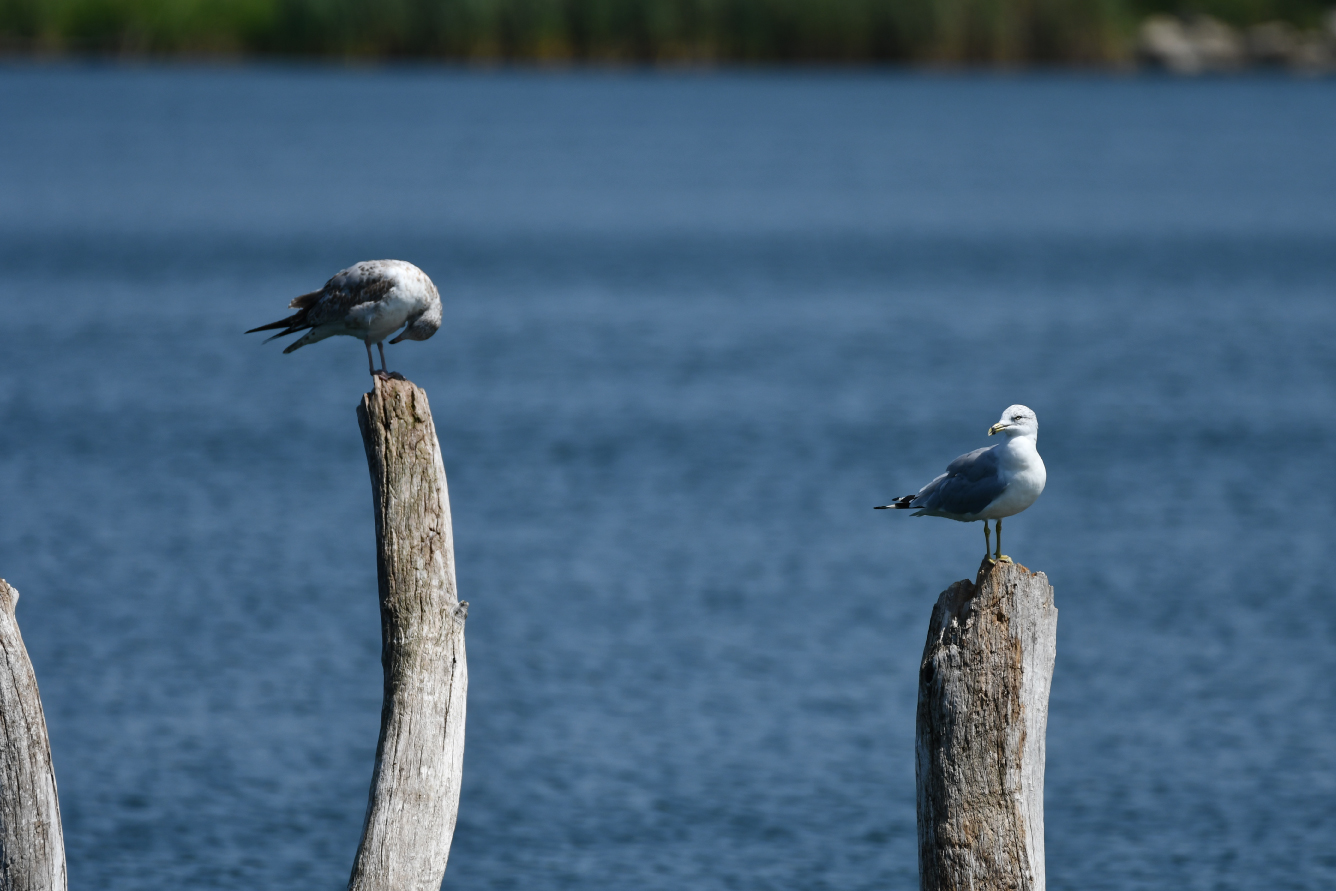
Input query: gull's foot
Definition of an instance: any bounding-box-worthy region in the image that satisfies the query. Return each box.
[373,370,393,380]
[985,555,997,565]
[997,555,1013,563]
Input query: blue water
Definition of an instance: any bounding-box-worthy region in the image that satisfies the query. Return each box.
[1,67,1335,890]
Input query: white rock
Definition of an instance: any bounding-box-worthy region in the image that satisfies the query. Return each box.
[1138,15,1200,74]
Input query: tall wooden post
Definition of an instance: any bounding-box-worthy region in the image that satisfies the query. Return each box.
[350,377,468,891]
[916,560,1057,891]
[0,579,66,891]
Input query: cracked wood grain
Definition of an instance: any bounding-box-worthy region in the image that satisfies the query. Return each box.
[916,559,1057,891]
[350,377,468,891]
[0,579,66,891]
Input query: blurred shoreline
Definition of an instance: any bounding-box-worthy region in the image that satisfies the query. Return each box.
[2,1,1334,72]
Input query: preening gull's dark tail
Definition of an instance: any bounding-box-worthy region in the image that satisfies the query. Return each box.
[246,314,311,344]
[245,289,325,341]
[874,496,917,510]
[245,313,302,335]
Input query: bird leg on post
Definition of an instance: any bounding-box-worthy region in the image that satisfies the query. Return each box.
[365,342,391,379]
[983,521,993,563]
[997,517,1011,563]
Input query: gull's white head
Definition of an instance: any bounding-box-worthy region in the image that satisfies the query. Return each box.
[988,404,1038,439]
[389,282,442,344]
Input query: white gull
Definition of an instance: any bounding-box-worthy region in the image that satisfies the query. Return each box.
[876,405,1047,564]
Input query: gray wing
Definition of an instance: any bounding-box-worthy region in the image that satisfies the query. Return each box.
[248,262,397,340]
[302,262,395,327]
[911,446,1006,517]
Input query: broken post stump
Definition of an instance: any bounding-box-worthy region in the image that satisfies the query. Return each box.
[0,579,66,891]
[916,559,1057,891]
[350,376,468,891]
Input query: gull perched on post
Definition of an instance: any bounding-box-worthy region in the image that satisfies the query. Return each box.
[876,405,1046,564]
[246,260,442,377]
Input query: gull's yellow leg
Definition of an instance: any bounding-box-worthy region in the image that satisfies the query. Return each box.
[984,521,995,564]
[996,517,1012,563]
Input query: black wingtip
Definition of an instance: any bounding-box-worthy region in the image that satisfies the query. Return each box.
[247,310,308,335]
[873,505,891,510]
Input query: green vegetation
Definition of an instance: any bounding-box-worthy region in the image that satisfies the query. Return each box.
[0,0,1330,62]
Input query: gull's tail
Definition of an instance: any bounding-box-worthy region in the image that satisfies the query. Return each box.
[874,496,917,510]
[246,289,323,343]
[245,313,304,341]
[245,315,299,334]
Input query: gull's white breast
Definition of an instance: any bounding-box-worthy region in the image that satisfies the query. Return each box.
[347,266,436,343]
[354,290,420,342]
[980,438,1047,520]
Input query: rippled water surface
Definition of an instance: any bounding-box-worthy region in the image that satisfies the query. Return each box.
[1,67,1335,890]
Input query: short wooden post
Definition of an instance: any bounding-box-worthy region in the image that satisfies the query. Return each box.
[916,560,1057,891]
[0,579,67,891]
[350,376,468,891]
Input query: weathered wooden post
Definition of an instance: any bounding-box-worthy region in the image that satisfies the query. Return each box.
[0,579,66,891]
[916,559,1057,891]
[350,376,469,891]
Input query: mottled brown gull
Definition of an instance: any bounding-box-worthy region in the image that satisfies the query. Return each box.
[247,259,441,377]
